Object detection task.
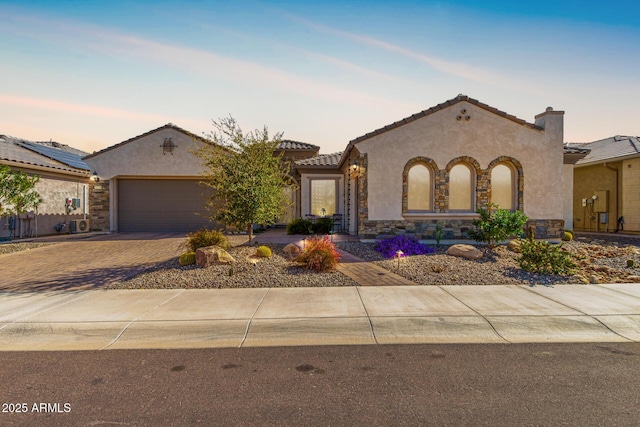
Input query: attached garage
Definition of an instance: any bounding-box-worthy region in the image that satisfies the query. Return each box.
[117,179,214,232]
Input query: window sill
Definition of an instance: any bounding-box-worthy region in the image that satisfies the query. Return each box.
[403,212,479,220]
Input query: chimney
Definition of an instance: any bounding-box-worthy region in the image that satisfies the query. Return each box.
[535,106,564,144]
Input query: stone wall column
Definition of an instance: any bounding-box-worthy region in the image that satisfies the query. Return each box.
[89,181,110,231]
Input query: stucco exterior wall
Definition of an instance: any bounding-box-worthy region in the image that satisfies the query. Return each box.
[84,128,207,179]
[355,101,564,222]
[622,158,640,231]
[34,174,89,215]
[562,164,574,231]
[573,162,620,232]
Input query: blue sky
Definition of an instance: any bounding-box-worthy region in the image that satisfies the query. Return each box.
[1,1,639,154]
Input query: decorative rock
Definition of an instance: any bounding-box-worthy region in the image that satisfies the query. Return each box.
[589,275,599,284]
[283,243,302,259]
[507,239,522,253]
[446,244,483,260]
[195,245,235,267]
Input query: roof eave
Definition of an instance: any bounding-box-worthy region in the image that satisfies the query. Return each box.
[348,94,544,146]
[83,123,212,160]
[575,153,640,167]
[0,159,91,177]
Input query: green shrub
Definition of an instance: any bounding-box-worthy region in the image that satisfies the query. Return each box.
[296,236,341,272]
[286,218,313,235]
[517,237,576,275]
[179,252,196,266]
[256,245,272,258]
[468,203,528,248]
[311,217,334,235]
[562,230,574,241]
[186,229,230,252]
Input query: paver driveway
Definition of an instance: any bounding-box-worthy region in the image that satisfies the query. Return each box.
[0,233,186,291]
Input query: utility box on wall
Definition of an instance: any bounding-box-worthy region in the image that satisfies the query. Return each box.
[593,190,608,212]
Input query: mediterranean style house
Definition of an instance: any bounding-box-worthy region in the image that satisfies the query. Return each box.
[84,95,586,239]
[1,135,90,239]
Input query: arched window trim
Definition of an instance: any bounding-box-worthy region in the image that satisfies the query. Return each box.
[487,157,524,212]
[490,162,516,211]
[446,160,477,212]
[402,157,438,215]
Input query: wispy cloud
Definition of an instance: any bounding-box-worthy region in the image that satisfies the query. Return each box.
[0,11,416,112]
[0,94,191,124]
[288,15,535,92]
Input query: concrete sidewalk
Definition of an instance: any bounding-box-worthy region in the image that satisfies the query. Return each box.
[1,283,639,351]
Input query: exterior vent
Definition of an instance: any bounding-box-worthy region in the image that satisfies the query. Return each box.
[70,219,90,234]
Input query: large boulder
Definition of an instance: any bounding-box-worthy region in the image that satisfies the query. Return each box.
[196,245,235,268]
[446,244,483,260]
[283,243,302,260]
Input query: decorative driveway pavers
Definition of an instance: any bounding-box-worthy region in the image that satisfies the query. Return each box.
[0,233,185,291]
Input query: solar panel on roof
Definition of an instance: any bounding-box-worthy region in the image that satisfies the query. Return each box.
[19,141,89,171]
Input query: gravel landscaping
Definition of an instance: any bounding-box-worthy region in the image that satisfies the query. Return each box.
[3,232,639,289]
[108,244,359,289]
[337,240,640,286]
[108,234,640,289]
[0,241,53,255]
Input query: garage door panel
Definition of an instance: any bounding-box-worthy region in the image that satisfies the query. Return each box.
[118,179,216,232]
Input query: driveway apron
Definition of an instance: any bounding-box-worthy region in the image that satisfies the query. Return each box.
[0,233,185,291]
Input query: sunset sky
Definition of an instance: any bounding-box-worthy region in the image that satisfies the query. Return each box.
[1,1,639,154]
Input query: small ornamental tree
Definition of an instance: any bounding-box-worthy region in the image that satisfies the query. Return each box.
[468,203,528,249]
[0,165,42,238]
[195,116,294,243]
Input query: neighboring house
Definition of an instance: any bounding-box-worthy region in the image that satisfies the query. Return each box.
[297,94,584,239]
[0,135,90,239]
[83,124,319,232]
[84,95,586,239]
[566,135,640,232]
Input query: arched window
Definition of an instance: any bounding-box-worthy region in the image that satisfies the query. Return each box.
[407,164,431,211]
[449,163,473,211]
[491,163,514,210]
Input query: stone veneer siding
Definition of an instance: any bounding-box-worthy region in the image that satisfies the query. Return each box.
[89,181,110,231]
[359,153,562,239]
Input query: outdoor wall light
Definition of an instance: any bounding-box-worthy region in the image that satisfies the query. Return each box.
[91,172,100,183]
[351,159,359,171]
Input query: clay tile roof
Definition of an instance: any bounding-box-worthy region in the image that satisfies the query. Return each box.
[567,136,640,165]
[277,140,320,151]
[0,134,89,174]
[295,152,343,167]
[349,94,543,145]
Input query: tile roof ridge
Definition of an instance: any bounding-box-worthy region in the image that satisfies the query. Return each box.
[348,94,541,145]
[83,123,210,159]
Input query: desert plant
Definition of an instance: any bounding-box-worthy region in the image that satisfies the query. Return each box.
[562,230,574,241]
[286,218,313,235]
[296,236,341,272]
[517,237,576,275]
[374,235,435,259]
[186,229,230,252]
[434,223,444,247]
[179,252,196,266]
[311,217,334,235]
[468,203,528,248]
[256,245,272,257]
[627,259,637,268]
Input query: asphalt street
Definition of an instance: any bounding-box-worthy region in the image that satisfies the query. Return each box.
[2,343,640,426]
